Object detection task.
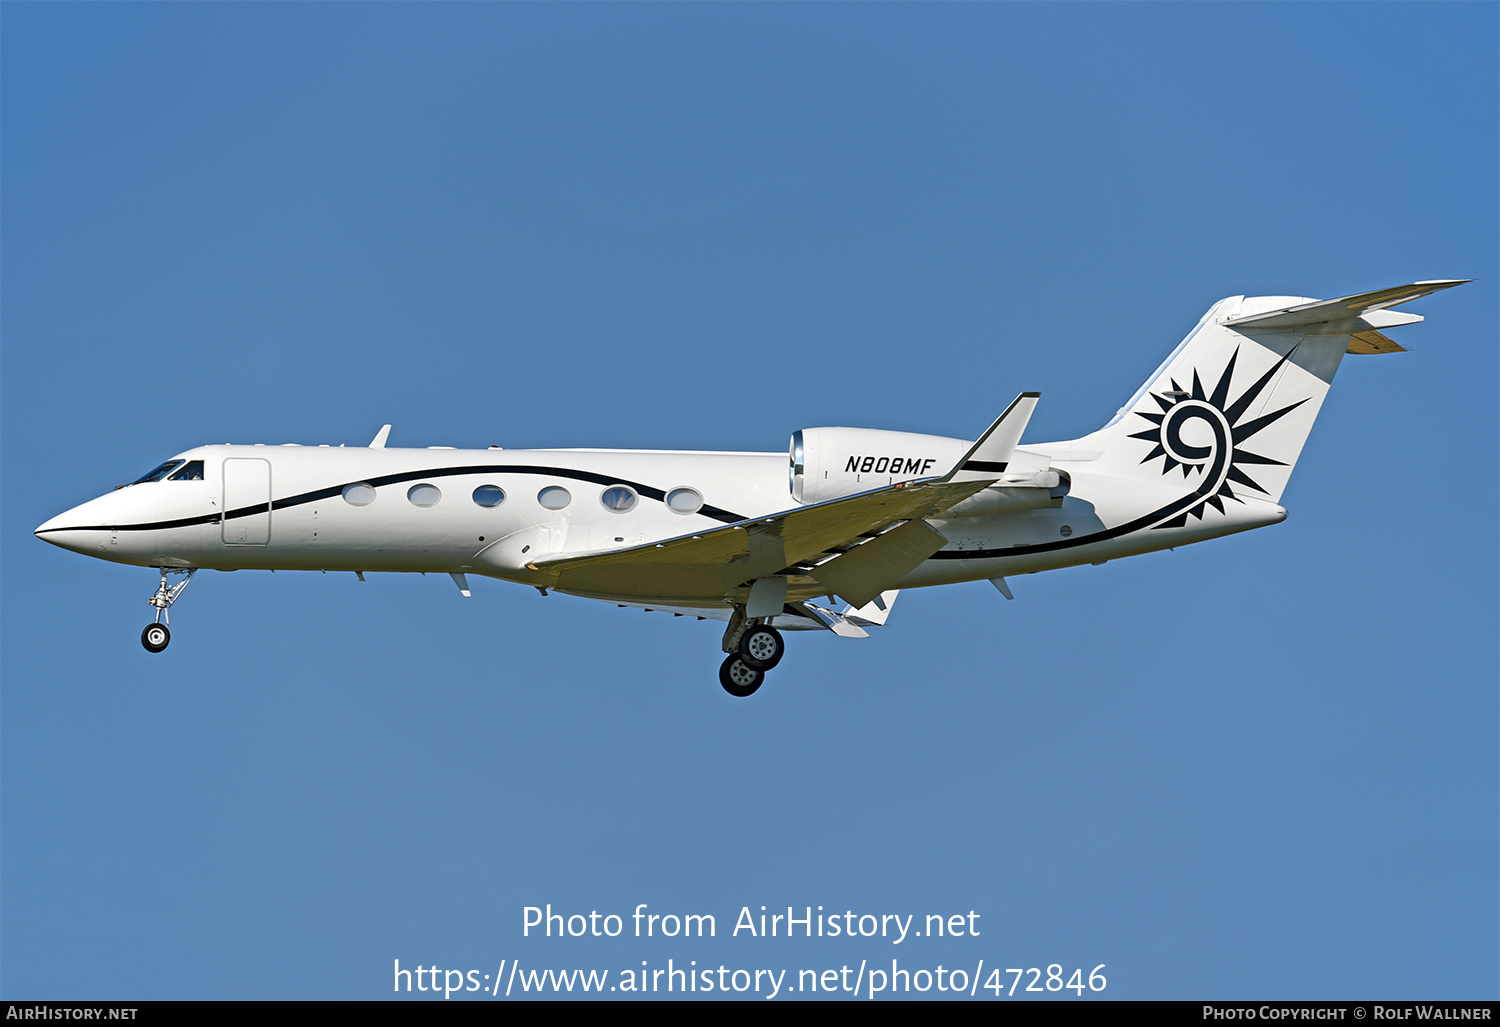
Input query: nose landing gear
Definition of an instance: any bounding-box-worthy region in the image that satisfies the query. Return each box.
[142,567,194,653]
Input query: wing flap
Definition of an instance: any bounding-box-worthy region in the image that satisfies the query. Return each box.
[810,519,948,608]
[796,602,871,638]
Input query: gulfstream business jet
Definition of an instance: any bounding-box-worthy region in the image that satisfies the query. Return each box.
[37,280,1466,696]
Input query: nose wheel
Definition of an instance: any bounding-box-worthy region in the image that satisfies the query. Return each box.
[142,623,171,653]
[142,567,194,653]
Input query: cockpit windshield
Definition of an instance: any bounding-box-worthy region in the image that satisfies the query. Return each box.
[132,460,185,484]
[168,460,204,481]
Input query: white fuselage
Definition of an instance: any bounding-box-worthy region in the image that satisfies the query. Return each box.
[35,440,1285,607]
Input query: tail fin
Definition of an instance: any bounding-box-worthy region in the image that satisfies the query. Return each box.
[1069,280,1466,505]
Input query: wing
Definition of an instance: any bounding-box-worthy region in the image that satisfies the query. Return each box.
[527,477,991,607]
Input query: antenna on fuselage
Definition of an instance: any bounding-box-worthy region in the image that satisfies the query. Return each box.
[368,424,392,449]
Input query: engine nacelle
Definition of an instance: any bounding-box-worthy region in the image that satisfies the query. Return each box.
[938,470,1071,517]
[791,427,1070,514]
[790,427,968,505]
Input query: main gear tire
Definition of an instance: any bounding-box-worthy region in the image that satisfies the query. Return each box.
[737,625,784,671]
[719,654,764,698]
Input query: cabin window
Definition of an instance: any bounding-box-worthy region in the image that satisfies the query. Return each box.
[472,485,506,508]
[600,486,637,512]
[168,460,204,481]
[132,460,184,484]
[407,484,442,508]
[342,483,376,507]
[537,486,571,510]
[666,487,703,514]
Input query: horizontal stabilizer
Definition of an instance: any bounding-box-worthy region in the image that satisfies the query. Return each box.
[1223,280,1469,330]
[940,392,1040,483]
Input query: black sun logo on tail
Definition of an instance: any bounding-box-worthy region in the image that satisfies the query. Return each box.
[1129,347,1307,528]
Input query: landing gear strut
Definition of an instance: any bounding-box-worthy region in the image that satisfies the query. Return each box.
[718,608,785,697]
[142,567,194,653]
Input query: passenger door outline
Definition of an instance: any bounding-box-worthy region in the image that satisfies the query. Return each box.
[222,458,271,545]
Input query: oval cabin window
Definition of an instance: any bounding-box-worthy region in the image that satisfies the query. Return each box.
[537,486,571,510]
[472,485,506,508]
[407,484,442,508]
[666,487,703,514]
[600,486,637,512]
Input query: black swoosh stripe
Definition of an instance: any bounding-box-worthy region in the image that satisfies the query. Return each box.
[929,488,1223,561]
[44,463,1236,570]
[38,464,748,533]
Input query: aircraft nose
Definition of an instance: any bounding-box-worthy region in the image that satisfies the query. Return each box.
[35,506,107,555]
[36,509,76,537]
[38,485,167,560]
[36,510,75,535]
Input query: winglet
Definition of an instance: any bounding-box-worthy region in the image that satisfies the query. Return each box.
[369,424,392,449]
[935,393,1040,483]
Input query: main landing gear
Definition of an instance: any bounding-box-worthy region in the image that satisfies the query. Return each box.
[718,610,786,698]
[142,567,194,653]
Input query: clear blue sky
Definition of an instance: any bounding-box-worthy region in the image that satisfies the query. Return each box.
[3,2,1495,1000]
